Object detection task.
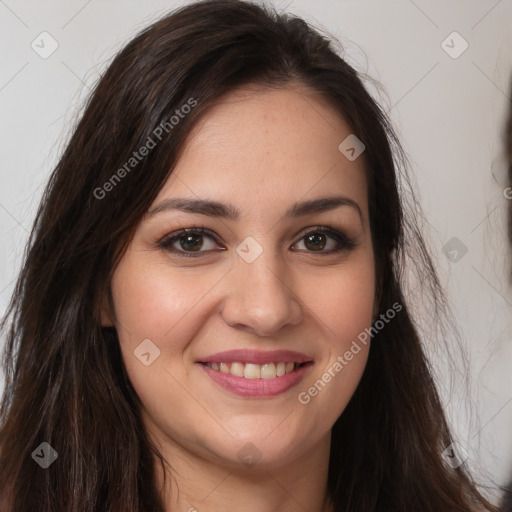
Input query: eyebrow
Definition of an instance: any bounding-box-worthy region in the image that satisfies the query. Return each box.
[146,195,362,221]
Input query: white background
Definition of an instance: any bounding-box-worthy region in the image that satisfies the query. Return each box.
[1,0,511,503]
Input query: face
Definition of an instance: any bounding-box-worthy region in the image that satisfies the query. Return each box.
[108,84,376,470]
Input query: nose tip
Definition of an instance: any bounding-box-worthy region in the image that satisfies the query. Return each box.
[220,255,303,337]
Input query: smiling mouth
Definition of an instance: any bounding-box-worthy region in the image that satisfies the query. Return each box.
[200,361,311,379]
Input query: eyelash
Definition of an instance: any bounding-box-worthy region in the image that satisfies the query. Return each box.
[157,225,356,258]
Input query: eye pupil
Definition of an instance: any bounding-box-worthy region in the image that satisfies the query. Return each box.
[305,233,326,251]
[180,234,202,251]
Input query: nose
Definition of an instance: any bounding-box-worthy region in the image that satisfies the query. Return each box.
[220,248,303,337]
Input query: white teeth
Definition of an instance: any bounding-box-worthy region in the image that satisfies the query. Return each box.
[231,362,245,377]
[244,363,261,379]
[261,363,276,379]
[205,361,303,379]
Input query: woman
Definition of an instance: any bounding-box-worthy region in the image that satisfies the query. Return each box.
[0,1,497,510]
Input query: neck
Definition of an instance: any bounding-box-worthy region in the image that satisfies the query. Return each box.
[149,426,333,512]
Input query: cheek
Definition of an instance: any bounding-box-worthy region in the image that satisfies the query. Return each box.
[109,251,232,405]
[307,254,376,346]
[109,254,209,432]
[295,256,375,421]
[110,251,221,347]
[321,273,374,331]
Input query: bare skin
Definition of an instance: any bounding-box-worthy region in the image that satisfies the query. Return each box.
[105,83,376,512]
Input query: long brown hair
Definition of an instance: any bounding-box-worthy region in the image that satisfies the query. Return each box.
[0,1,497,510]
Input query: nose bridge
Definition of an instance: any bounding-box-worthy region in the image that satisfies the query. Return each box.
[221,239,303,335]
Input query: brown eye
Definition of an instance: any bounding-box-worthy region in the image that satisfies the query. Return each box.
[159,228,222,257]
[179,233,204,251]
[292,227,356,254]
[304,233,327,251]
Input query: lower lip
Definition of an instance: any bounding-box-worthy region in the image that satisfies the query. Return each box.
[199,363,313,397]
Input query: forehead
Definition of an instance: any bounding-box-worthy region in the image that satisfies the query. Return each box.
[154,84,368,217]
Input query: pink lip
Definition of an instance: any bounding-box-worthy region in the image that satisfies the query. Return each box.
[199,362,313,397]
[197,349,313,365]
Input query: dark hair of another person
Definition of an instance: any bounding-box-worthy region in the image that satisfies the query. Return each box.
[0,1,498,510]
[499,79,512,512]
[507,79,512,248]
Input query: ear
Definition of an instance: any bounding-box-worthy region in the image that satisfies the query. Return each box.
[100,308,114,327]
[372,299,379,321]
[98,288,116,327]
[373,265,383,322]
[372,249,394,321]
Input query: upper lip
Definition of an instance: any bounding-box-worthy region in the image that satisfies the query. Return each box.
[197,349,313,365]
